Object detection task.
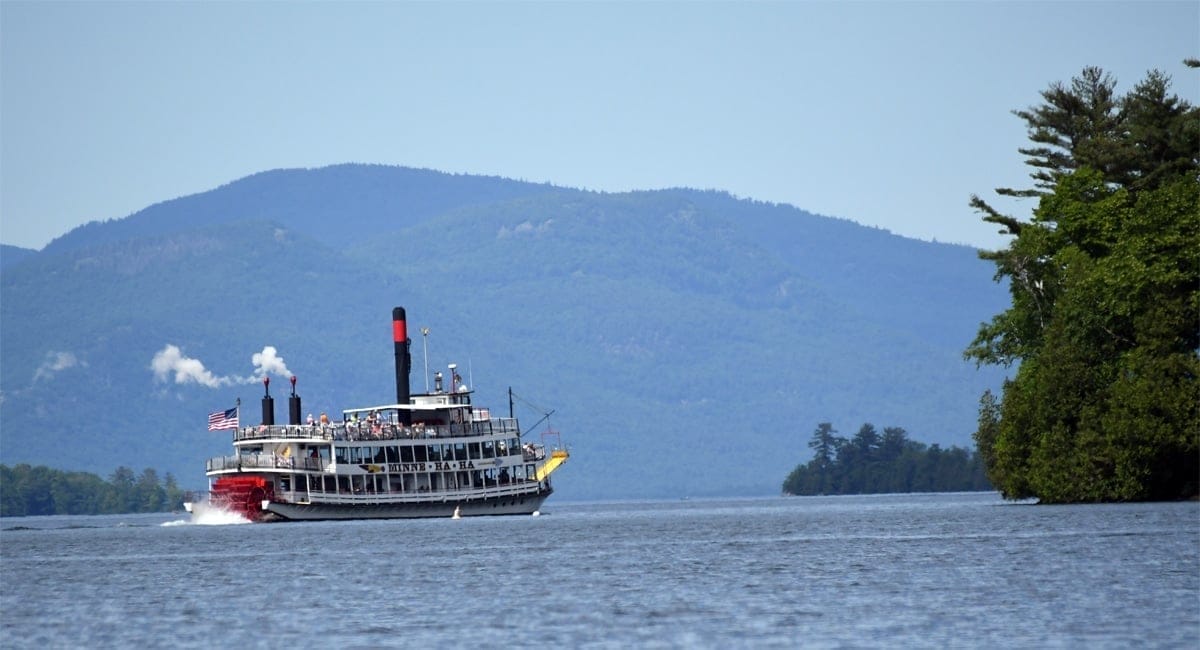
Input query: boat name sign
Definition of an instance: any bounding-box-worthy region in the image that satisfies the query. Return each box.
[387,461,486,473]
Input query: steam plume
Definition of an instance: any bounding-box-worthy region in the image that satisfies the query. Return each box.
[151,345,231,388]
[150,344,295,388]
[251,346,291,379]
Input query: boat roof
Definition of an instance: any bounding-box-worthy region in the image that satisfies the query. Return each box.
[342,401,472,414]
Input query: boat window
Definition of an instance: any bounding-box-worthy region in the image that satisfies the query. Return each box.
[509,438,520,455]
[348,447,361,463]
[337,476,350,493]
[428,445,442,462]
[414,445,428,462]
[482,440,495,459]
[440,444,453,463]
[385,446,399,463]
[453,443,466,461]
[335,447,348,464]
[469,442,482,460]
[373,447,386,463]
[400,445,414,463]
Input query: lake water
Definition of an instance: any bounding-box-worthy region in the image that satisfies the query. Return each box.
[1,492,1196,648]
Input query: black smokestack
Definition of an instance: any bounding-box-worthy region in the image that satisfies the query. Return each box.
[261,376,275,426]
[288,375,301,425]
[393,307,412,425]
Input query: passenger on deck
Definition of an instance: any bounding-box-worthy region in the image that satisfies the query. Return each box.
[319,412,330,425]
[307,413,315,426]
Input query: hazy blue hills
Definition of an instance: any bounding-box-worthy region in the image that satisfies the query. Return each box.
[0,164,1009,499]
[40,165,554,257]
[1,244,36,270]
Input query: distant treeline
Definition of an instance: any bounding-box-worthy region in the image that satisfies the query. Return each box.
[783,423,991,496]
[0,464,187,517]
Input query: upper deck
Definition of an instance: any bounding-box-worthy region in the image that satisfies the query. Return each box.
[232,417,521,444]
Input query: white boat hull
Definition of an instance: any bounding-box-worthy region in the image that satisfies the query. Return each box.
[260,490,551,521]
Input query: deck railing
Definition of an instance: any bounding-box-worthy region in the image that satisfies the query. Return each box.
[231,418,521,443]
[206,454,326,472]
[204,444,543,474]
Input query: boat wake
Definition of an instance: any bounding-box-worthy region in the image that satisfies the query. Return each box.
[161,502,251,526]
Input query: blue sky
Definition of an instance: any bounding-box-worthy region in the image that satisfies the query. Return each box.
[2,1,1196,251]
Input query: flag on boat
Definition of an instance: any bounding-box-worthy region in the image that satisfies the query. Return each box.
[208,407,239,431]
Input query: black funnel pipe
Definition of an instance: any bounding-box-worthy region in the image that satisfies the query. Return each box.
[261,377,275,426]
[393,307,412,425]
[288,375,301,425]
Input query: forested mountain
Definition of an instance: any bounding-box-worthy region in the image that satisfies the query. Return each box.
[0,244,36,270]
[0,165,1008,500]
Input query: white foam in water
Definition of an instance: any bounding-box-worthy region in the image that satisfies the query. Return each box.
[160,501,251,526]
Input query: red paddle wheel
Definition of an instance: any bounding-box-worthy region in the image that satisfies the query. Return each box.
[210,476,275,522]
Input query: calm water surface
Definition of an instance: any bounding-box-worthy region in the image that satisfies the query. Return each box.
[1,493,1197,648]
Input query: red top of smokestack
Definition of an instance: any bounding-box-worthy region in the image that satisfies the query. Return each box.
[393,307,408,343]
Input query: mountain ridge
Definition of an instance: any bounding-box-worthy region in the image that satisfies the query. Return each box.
[0,164,1008,499]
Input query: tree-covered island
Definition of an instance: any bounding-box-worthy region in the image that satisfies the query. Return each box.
[782,423,990,496]
[968,63,1199,502]
[0,464,187,517]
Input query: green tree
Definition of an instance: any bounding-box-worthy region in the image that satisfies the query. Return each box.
[968,65,1199,502]
[104,466,137,513]
[163,473,185,511]
[135,468,165,512]
[806,422,840,493]
[879,427,908,462]
[783,423,842,495]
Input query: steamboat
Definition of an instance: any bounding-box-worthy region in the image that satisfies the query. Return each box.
[184,307,569,522]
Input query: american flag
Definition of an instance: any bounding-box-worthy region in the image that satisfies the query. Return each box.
[208,407,239,431]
